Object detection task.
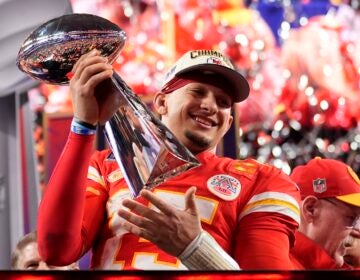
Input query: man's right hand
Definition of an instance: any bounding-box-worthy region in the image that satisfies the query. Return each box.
[70,49,122,125]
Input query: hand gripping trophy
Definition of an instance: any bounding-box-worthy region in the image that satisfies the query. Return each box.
[16,13,200,198]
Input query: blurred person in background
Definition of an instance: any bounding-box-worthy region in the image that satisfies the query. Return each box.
[290,157,360,269]
[11,231,79,270]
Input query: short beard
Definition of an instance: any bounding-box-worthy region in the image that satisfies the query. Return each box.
[184,130,210,149]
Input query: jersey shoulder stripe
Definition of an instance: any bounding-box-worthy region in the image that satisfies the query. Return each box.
[239,191,300,224]
[88,166,106,187]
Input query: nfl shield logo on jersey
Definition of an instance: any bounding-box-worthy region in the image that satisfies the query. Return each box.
[313,178,327,194]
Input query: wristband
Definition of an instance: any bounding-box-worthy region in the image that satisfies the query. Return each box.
[73,117,97,130]
[178,232,203,260]
[71,118,97,135]
[179,231,240,270]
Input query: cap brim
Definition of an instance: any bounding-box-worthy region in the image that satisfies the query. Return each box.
[176,64,250,103]
[336,193,360,207]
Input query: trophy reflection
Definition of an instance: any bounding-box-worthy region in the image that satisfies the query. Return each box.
[16,13,200,198]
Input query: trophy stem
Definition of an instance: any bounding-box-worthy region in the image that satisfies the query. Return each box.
[104,72,200,198]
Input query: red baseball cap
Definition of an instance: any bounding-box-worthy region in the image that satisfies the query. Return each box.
[290,157,360,207]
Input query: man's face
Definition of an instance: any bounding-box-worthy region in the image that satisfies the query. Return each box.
[311,198,360,267]
[155,82,233,154]
[16,241,78,270]
[16,241,46,270]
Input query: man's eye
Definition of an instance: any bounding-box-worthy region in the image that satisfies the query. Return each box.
[346,215,357,226]
[26,263,39,270]
[190,88,203,95]
[218,99,231,108]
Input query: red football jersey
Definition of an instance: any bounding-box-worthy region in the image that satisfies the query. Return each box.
[83,148,301,269]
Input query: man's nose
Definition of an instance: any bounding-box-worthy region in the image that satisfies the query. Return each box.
[200,93,217,112]
[37,261,51,270]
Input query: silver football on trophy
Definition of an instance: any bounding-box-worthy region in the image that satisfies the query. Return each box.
[17,13,200,198]
[17,13,126,84]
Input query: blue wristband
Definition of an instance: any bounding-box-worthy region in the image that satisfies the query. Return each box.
[73,117,97,130]
[71,118,97,135]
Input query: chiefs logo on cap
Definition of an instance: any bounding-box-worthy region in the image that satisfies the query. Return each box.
[348,166,360,185]
[207,57,224,66]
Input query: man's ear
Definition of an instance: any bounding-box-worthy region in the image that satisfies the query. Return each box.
[153,91,167,115]
[226,114,233,132]
[302,196,320,223]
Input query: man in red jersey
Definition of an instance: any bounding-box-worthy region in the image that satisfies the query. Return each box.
[38,49,301,270]
[290,157,360,269]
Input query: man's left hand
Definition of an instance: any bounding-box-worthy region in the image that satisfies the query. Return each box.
[118,186,202,256]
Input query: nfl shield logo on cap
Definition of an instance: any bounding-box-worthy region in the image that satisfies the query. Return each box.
[313,178,327,194]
